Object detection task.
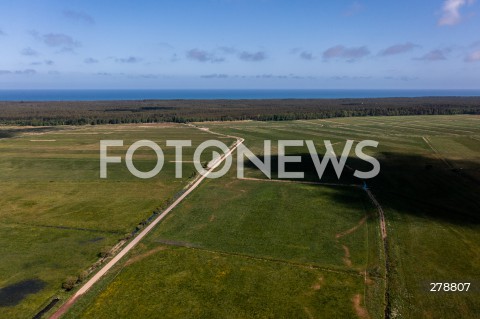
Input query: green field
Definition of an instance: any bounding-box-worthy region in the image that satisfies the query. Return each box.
[200,116,480,318]
[0,123,232,318]
[1,115,480,318]
[69,247,371,319]
[65,176,385,318]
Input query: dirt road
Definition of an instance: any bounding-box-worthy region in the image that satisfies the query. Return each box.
[364,188,390,318]
[365,189,387,240]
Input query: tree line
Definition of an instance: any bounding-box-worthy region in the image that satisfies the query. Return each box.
[0,97,479,126]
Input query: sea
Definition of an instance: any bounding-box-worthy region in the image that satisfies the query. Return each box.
[0,89,479,101]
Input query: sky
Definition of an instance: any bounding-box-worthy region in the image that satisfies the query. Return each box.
[0,0,479,89]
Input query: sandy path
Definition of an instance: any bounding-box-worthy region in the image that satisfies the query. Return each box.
[364,187,390,318]
[336,215,368,239]
[342,245,352,267]
[29,139,57,142]
[352,294,370,319]
[365,190,386,240]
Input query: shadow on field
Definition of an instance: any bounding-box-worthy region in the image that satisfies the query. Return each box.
[244,152,480,225]
[0,279,46,307]
[369,152,480,226]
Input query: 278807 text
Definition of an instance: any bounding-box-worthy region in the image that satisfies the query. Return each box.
[430,283,471,292]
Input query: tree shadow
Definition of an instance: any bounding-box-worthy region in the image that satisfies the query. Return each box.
[243,152,480,226]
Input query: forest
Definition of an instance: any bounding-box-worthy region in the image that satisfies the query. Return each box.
[0,97,479,126]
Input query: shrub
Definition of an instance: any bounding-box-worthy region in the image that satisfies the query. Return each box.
[99,247,111,258]
[62,276,78,291]
[78,270,89,282]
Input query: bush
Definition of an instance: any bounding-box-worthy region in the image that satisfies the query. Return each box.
[62,276,78,291]
[99,247,111,258]
[78,270,89,282]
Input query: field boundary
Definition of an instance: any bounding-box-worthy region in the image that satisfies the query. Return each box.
[422,136,453,169]
[152,241,368,278]
[365,188,390,319]
[5,222,124,235]
[238,176,361,188]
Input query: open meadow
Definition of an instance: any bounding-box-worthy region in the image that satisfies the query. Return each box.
[0,123,232,318]
[58,115,480,319]
[1,115,479,318]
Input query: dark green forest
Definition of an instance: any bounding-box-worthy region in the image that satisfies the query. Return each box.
[1,97,479,126]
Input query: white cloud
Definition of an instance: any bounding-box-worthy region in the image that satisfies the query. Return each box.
[299,51,315,60]
[415,48,451,61]
[43,33,80,48]
[438,0,475,26]
[63,10,95,25]
[115,56,142,63]
[323,45,370,61]
[344,1,364,17]
[84,57,99,64]
[186,49,225,63]
[238,51,267,62]
[21,47,39,56]
[30,31,81,52]
[380,43,418,56]
[0,69,37,75]
[465,50,480,62]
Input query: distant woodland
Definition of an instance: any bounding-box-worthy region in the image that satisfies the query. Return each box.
[0,97,479,126]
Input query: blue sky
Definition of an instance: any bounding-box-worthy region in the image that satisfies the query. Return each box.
[0,0,479,89]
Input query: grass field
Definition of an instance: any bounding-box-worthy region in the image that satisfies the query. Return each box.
[65,175,386,318]
[1,115,479,318]
[69,247,371,319]
[200,116,480,318]
[0,123,232,318]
